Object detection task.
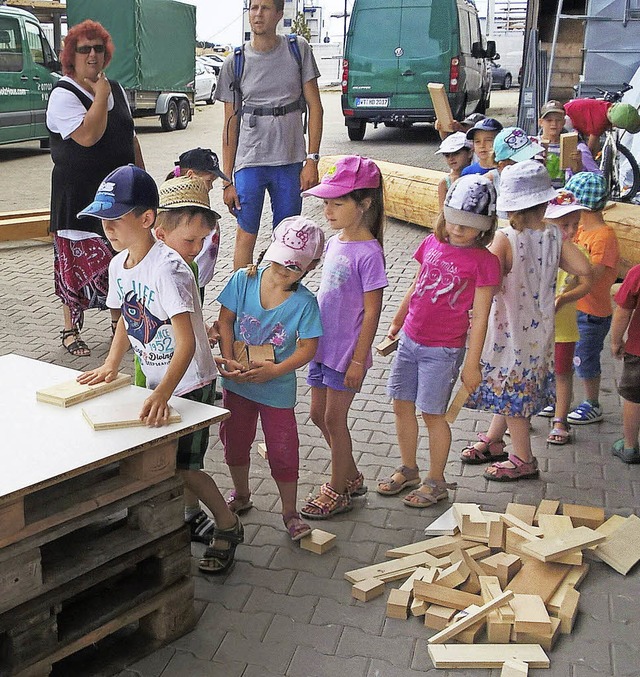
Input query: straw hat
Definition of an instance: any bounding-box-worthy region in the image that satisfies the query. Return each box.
[158,176,220,218]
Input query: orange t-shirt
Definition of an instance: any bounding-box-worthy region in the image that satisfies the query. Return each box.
[575,224,619,317]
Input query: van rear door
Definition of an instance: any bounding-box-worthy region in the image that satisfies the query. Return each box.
[0,13,31,143]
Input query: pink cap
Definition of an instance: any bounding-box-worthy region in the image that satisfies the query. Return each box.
[263,216,325,271]
[302,155,381,199]
[544,189,588,220]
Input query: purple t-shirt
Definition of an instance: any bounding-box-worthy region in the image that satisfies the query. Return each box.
[404,234,501,348]
[314,235,388,372]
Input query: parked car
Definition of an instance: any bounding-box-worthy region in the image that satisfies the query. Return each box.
[192,61,217,104]
[489,59,513,90]
[197,54,224,76]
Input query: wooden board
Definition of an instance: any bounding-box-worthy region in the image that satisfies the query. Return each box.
[352,578,384,602]
[424,507,459,536]
[36,373,131,408]
[428,82,455,133]
[501,658,529,676]
[537,514,582,565]
[386,534,468,558]
[593,514,640,574]
[510,594,551,634]
[82,404,181,431]
[428,644,549,669]
[560,132,579,171]
[561,503,605,530]
[506,559,570,603]
[386,588,411,619]
[445,384,469,424]
[345,551,442,583]
[533,500,560,526]
[413,580,482,610]
[521,526,605,562]
[506,504,537,526]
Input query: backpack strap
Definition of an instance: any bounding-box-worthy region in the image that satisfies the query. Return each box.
[287,33,308,133]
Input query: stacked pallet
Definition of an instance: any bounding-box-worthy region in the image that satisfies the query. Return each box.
[345,501,640,673]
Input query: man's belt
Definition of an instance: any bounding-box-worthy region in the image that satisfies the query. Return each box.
[241,99,305,117]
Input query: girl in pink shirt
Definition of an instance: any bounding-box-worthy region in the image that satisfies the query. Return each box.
[377,175,501,506]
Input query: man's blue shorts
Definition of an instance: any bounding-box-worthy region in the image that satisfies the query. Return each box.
[574,311,612,379]
[234,163,303,235]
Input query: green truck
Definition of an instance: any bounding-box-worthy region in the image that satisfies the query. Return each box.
[67,0,196,131]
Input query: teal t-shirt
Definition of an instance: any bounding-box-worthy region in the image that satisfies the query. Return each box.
[217,266,323,408]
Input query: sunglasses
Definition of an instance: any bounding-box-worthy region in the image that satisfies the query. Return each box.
[76,44,106,54]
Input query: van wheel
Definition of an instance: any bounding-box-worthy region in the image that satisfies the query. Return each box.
[161,100,179,131]
[502,74,512,90]
[347,121,366,141]
[177,100,190,129]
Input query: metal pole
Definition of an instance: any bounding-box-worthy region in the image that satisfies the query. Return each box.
[546,0,563,102]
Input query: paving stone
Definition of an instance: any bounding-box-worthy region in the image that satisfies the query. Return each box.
[213,633,295,674]
[243,587,318,623]
[264,614,342,653]
[115,646,174,677]
[161,651,246,677]
[311,597,386,635]
[287,646,368,677]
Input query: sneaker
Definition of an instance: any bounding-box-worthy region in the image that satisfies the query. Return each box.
[537,405,555,418]
[187,510,216,544]
[567,401,603,425]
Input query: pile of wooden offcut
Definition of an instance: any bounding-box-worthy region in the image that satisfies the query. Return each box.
[345,501,640,674]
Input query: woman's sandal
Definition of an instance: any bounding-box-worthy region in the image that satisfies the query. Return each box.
[110,319,119,336]
[346,471,368,497]
[376,465,421,495]
[547,418,572,446]
[60,328,90,357]
[300,483,353,520]
[402,478,457,508]
[226,490,253,514]
[484,454,539,482]
[283,512,312,541]
[460,433,508,464]
[198,514,244,575]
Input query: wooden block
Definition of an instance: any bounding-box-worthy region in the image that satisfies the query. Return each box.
[489,518,506,550]
[375,336,399,356]
[505,527,538,559]
[82,403,181,430]
[506,503,537,526]
[232,340,250,370]
[424,507,459,536]
[386,588,411,619]
[562,503,605,530]
[500,513,543,537]
[547,564,590,612]
[479,552,522,587]
[345,551,441,583]
[411,599,429,616]
[257,442,268,460]
[386,534,469,558]
[352,578,385,602]
[413,580,482,610]
[445,384,469,424]
[427,644,550,669]
[425,604,457,630]
[452,503,489,541]
[592,514,640,574]
[399,566,430,592]
[560,131,579,171]
[455,617,485,643]
[533,499,560,525]
[537,514,583,564]
[514,616,561,651]
[434,559,470,589]
[501,658,529,676]
[521,526,606,562]
[36,372,131,407]
[479,575,515,623]
[506,559,570,603]
[557,587,580,633]
[248,343,275,363]
[300,529,336,555]
[428,82,455,133]
[487,615,513,643]
[428,590,514,644]
[510,594,552,634]
[465,544,492,560]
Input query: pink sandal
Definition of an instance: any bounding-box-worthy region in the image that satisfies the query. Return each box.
[460,433,508,464]
[283,512,312,541]
[484,454,539,482]
[226,490,253,514]
[300,483,352,520]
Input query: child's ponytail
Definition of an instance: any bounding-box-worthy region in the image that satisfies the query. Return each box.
[350,186,385,248]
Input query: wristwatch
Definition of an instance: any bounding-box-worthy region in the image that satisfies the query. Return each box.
[306,153,320,162]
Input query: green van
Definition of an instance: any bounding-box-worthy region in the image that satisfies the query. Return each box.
[0,7,60,146]
[341,0,495,140]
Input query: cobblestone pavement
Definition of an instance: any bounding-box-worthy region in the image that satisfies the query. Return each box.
[0,91,637,677]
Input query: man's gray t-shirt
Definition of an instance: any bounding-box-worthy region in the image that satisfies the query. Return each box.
[215,36,320,172]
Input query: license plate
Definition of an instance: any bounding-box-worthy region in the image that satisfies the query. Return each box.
[355,97,389,107]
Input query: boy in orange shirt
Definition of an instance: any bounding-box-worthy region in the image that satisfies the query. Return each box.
[564,173,620,424]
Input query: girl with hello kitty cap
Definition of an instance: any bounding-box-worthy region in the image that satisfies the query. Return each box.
[216,216,325,541]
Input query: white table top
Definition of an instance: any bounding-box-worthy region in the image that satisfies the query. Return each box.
[0,354,228,501]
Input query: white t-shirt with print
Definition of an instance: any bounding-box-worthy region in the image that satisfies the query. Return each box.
[107,240,217,396]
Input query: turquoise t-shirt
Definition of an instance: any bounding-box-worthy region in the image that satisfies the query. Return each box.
[217,266,323,408]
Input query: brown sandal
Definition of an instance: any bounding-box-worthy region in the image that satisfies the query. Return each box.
[402,478,457,508]
[376,465,421,496]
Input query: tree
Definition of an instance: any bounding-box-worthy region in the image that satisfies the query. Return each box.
[292,11,311,43]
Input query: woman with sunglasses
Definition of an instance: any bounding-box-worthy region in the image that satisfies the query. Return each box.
[46,20,145,357]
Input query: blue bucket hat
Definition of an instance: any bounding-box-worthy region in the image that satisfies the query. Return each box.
[565,172,608,211]
[78,165,159,220]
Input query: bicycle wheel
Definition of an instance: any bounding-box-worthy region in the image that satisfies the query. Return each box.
[602,140,640,202]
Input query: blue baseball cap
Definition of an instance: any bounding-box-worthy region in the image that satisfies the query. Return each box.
[78,164,159,220]
[466,117,503,140]
[494,127,545,162]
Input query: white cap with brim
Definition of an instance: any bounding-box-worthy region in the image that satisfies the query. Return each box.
[263,216,325,271]
[443,174,497,231]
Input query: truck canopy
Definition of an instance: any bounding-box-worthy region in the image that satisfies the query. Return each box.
[66,0,195,92]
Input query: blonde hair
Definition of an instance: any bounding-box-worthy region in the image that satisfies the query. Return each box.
[434,212,496,248]
[155,207,218,233]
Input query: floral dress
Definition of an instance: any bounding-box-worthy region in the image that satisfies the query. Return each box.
[466,224,562,417]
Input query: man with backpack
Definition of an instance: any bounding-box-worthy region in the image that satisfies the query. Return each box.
[215,0,323,269]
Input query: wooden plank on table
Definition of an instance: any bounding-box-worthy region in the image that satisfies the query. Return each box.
[428,590,514,644]
[36,373,131,408]
[413,580,482,610]
[521,526,606,562]
[82,404,181,431]
[592,514,640,574]
[428,643,549,669]
[506,559,570,603]
[427,82,455,133]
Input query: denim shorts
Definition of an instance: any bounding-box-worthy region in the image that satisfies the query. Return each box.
[306,360,358,393]
[386,332,465,414]
[234,163,303,235]
[574,312,612,379]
